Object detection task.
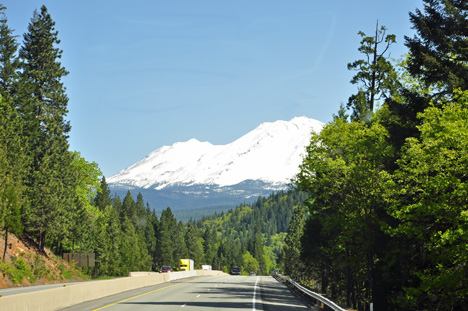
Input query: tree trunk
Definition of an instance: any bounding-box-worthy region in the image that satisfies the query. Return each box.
[38,230,46,253]
[369,20,379,112]
[3,229,8,261]
[345,244,352,307]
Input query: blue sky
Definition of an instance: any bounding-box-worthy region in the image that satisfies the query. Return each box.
[4,0,421,177]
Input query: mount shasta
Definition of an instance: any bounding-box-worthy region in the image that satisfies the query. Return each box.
[108,116,324,212]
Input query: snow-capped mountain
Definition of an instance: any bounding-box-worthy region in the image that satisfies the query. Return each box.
[108,116,323,188]
[107,116,324,211]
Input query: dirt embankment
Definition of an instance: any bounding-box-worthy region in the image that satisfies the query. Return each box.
[0,233,86,289]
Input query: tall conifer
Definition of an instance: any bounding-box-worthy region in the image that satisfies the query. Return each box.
[280,204,306,279]
[18,5,72,252]
[0,5,19,101]
[157,207,176,267]
[405,0,468,95]
[0,6,26,260]
[347,22,398,121]
[0,97,24,261]
[94,177,112,211]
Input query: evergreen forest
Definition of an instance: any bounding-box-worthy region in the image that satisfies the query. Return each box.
[1,2,468,311]
[282,1,468,310]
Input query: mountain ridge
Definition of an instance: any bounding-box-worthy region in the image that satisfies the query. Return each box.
[108,116,324,191]
[107,116,324,211]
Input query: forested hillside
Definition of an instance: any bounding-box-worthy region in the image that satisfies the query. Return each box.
[196,190,307,274]
[0,4,97,261]
[89,178,305,276]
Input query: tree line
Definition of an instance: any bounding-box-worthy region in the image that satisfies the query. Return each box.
[64,177,306,277]
[0,4,103,259]
[281,1,468,311]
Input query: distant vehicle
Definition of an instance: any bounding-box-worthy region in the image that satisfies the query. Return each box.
[160,265,172,273]
[231,266,241,275]
[179,259,194,271]
[201,265,212,270]
[250,272,256,276]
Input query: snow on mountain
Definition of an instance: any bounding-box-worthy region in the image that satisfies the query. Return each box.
[107,116,324,190]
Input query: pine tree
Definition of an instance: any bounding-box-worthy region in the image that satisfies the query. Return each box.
[203,227,217,267]
[65,151,101,254]
[0,5,19,101]
[249,223,266,275]
[94,177,112,211]
[18,5,72,252]
[280,204,306,279]
[134,193,148,235]
[405,0,468,95]
[136,193,146,219]
[185,223,204,267]
[0,5,25,259]
[121,191,136,223]
[18,5,70,137]
[0,103,23,260]
[347,21,398,121]
[0,56,28,259]
[120,216,151,274]
[144,205,157,270]
[173,221,188,265]
[96,205,123,276]
[0,6,27,257]
[157,207,176,267]
[112,194,122,217]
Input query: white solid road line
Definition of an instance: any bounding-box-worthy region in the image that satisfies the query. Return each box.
[252,276,259,311]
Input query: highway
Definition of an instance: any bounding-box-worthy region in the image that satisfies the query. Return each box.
[59,275,311,311]
[0,280,100,297]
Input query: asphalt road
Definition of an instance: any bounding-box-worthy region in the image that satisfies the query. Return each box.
[0,280,93,297]
[58,275,311,311]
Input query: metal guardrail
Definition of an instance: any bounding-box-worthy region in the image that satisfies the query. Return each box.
[272,272,347,311]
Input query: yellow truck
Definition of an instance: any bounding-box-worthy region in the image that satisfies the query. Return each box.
[179,259,194,271]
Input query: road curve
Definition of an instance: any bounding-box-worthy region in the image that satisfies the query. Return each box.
[59,275,310,311]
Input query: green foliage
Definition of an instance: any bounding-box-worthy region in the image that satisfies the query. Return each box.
[0,97,25,260]
[347,22,398,121]
[248,224,266,275]
[242,251,258,275]
[31,254,48,280]
[406,0,468,95]
[383,90,468,310]
[58,263,73,280]
[158,207,177,267]
[297,6,468,308]
[70,151,101,212]
[294,117,395,309]
[94,177,112,211]
[16,5,74,253]
[185,224,204,268]
[10,256,35,284]
[0,4,19,100]
[0,259,12,276]
[198,190,306,275]
[279,204,306,279]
